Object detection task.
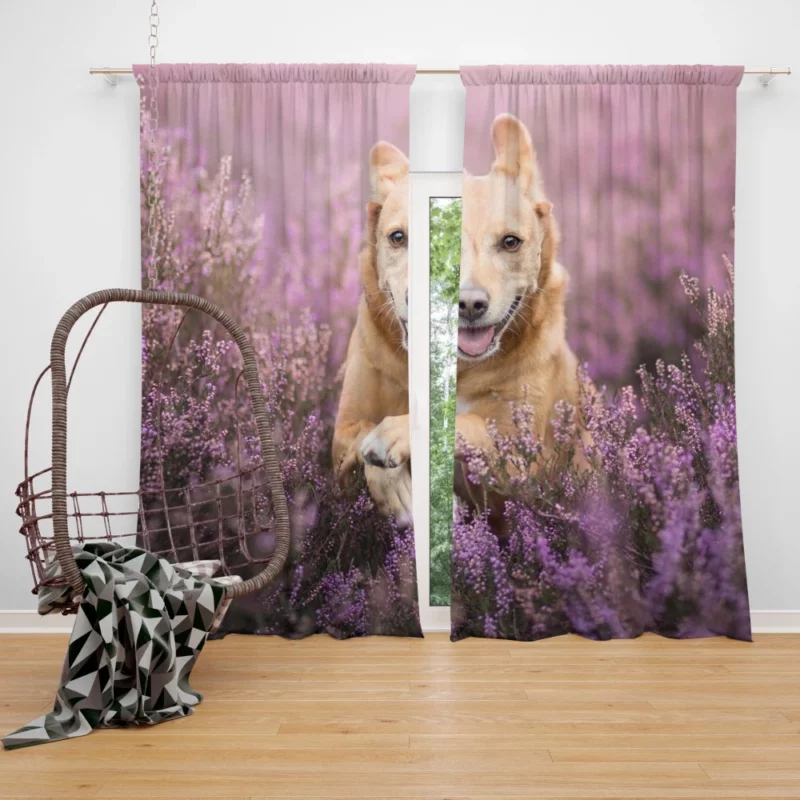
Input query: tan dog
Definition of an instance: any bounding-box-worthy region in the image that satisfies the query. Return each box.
[332,141,412,527]
[456,114,583,472]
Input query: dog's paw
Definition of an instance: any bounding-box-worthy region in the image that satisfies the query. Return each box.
[365,463,412,528]
[359,415,410,469]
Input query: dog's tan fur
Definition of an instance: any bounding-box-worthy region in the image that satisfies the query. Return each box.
[332,142,412,526]
[455,114,582,464]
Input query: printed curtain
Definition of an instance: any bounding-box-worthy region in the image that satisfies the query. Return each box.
[135,64,421,639]
[451,65,751,642]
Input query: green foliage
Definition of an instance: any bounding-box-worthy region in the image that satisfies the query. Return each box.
[429,199,461,605]
[430,199,462,305]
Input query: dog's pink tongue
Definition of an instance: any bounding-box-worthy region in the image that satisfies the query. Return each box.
[458,326,495,356]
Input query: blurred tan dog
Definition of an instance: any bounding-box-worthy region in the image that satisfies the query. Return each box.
[332,141,412,527]
[455,114,583,474]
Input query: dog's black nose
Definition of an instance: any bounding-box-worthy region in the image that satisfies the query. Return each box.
[459,287,489,323]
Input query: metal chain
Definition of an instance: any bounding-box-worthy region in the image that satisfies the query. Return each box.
[146,1,160,289]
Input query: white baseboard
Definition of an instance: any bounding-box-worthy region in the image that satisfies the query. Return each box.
[0,611,74,633]
[749,610,800,634]
[0,609,798,635]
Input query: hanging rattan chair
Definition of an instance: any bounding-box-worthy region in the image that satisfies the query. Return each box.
[15,288,290,612]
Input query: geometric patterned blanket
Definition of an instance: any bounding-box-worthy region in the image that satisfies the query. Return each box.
[2,542,241,750]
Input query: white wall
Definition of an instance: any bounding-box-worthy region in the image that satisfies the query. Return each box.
[0,0,797,616]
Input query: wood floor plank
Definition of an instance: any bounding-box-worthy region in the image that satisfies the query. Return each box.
[552,747,800,762]
[0,632,798,799]
[0,775,102,798]
[701,762,800,781]
[409,732,800,751]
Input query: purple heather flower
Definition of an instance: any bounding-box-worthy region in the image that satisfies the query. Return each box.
[452,256,749,643]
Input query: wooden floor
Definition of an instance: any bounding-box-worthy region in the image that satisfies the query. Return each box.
[1,633,799,799]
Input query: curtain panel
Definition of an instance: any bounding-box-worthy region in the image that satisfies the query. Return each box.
[451,65,750,643]
[135,63,422,640]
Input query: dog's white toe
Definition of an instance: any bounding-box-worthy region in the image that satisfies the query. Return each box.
[360,429,395,468]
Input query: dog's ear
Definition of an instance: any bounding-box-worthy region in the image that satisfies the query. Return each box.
[537,204,560,282]
[365,201,382,245]
[369,141,409,203]
[491,113,542,198]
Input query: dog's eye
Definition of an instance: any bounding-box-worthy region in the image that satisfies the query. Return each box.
[388,230,406,247]
[500,235,522,252]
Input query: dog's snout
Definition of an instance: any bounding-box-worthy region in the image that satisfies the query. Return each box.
[459,286,489,323]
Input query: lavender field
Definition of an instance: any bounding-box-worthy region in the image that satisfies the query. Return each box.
[138,86,421,639]
[449,76,750,642]
[136,69,750,644]
[451,258,750,641]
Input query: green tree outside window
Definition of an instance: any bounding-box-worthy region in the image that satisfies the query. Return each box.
[429,198,460,606]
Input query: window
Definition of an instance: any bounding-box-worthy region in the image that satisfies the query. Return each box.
[409,172,462,631]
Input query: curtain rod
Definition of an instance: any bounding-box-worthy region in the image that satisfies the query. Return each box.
[89,66,792,77]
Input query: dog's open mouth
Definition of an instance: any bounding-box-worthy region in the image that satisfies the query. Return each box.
[458,296,521,358]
